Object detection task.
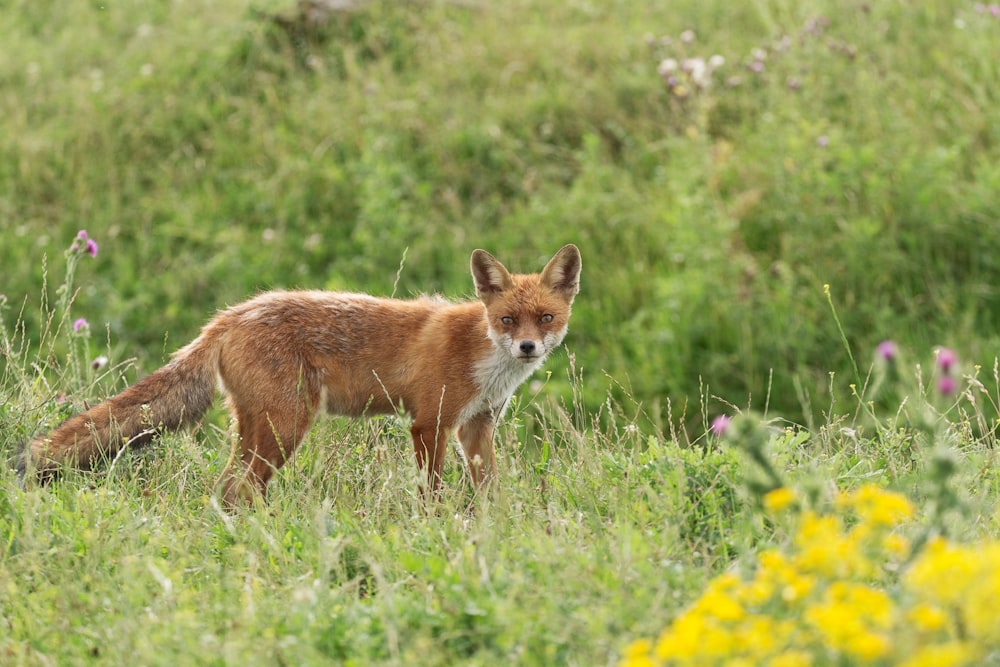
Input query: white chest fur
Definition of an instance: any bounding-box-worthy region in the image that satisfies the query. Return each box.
[458,345,544,424]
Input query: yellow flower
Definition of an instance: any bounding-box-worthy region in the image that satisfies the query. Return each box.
[837,483,915,527]
[829,582,894,629]
[653,574,749,662]
[694,572,745,622]
[740,571,776,606]
[906,603,948,633]
[763,487,797,513]
[768,651,812,667]
[794,511,843,568]
[794,512,874,579]
[904,538,1000,643]
[905,538,975,608]
[897,642,978,667]
[804,583,893,660]
[882,532,911,559]
[779,571,815,604]
[656,612,740,660]
[731,615,793,661]
[618,481,1000,667]
[848,631,892,661]
[619,639,657,667]
[655,611,708,660]
[744,550,814,605]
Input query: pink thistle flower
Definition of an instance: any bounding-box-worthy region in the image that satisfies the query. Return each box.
[85,238,99,257]
[73,318,89,333]
[936,347,957,374]
[710,415,732,437]
[77,230,89,240]
[938,375,957,396]
[876,340,897,362]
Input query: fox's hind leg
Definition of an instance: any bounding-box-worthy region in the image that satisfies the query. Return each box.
[220,396,318,507]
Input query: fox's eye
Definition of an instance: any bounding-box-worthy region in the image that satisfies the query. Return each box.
[540,314,554,324]
[501,316,515,325]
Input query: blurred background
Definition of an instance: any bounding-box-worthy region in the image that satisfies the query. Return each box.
[2,0,999,432]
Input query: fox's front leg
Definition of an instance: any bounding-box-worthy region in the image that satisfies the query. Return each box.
[457,412,497,490]
[410,422,450,498]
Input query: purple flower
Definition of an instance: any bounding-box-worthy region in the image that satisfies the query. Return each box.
[73,318,89,333]
[936,347,957,374]
[817,135,830,148]
[938,375,957,396]
[70,230,98,256]
[876,340,897,362]
[710,414,732,437]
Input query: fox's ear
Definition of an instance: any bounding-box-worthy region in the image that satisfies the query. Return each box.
[540,244,582,297]
[471,249,514,301]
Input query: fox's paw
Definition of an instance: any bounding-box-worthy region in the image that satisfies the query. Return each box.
[12,442,29,489]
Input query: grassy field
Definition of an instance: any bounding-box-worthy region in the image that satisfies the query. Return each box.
[3,0,1000,664]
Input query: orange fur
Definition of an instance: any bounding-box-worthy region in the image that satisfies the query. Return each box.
[22,245,581,505]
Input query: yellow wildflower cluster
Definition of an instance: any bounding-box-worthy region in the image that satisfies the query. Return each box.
[621,484,1000,667]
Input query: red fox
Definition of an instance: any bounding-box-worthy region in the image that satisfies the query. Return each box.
[21,245,582,505]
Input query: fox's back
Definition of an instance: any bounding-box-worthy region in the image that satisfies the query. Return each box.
[223,290,443,354]
[208,290,490,417]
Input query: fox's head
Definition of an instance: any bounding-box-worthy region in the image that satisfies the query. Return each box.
[471,244,582,364]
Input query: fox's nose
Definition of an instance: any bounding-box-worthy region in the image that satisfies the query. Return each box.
[519,340,537,355]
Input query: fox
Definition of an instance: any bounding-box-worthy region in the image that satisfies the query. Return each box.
[20,244,582,506]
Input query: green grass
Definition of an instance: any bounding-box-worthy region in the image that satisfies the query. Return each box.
[5,326,1000,664]
[2,375,737,665]
[3,0,1000,664]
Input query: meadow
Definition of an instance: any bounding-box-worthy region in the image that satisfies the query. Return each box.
[2,0,1000,664]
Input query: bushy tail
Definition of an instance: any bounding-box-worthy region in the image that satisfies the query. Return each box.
[19,333,219,480]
